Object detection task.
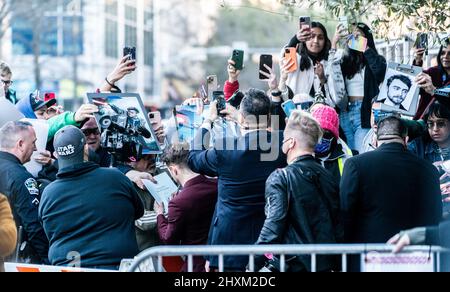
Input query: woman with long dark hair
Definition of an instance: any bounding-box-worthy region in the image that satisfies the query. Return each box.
[277,22,333,103]
[328,23,387,153]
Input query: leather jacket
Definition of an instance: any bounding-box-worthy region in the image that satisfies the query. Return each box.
[256,155,343,271]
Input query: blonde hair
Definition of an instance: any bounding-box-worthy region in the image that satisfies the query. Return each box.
[0,61,12,77]
[286,110,323,150]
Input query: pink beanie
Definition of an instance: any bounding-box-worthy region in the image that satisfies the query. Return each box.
[311,105,340,139]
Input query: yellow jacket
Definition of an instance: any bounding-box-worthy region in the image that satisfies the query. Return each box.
[0,193,17,272]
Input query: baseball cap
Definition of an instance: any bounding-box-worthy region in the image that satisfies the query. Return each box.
[30,90,57,112]
[54,126,86,169]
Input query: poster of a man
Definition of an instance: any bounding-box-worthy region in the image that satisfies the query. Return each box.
[377,63,422,116]
[385,75,413,110]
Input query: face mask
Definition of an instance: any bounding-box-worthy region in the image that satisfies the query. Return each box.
[315,137,334,155]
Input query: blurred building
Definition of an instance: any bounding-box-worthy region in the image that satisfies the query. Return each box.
[1,0,155,110]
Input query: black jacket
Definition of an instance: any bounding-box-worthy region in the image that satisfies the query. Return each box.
[0,152,49,264]
[340,143,443,244]
[256,155,342,272]
[39,162,144,268]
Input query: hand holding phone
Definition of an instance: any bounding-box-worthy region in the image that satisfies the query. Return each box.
[259,54,273,81]
[213,91,226,116]
[206,75,218,102]
[123,47,136,71]
[299,16,311,31]
[284,48,298,73]
[231,50,244,71]
[338,16,350,36]
[282,100,296,118]
[149,111,162,130]
[348,35,368,52]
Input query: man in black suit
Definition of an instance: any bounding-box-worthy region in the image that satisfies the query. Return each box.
[188,89,286,271]
[340,116,442,245]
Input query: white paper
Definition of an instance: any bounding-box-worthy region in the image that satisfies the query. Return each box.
[0,99,25,128]
[143,172,179,214]
[361,252,435,272]
[22,119,49,177]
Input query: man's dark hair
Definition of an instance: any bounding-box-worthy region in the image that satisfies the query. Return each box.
[377,116,408,140]
[387,74,412,90]
[424,101,450,121]
[240,88,271,118]
[161,142,190,167]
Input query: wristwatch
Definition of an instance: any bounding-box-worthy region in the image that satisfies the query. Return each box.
[271,90,282,97]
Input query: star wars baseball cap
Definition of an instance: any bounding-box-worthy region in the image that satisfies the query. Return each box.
[53,126,86,169]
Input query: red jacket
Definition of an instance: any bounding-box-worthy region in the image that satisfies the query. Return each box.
[224,80,239,101]
[157,175,218,272]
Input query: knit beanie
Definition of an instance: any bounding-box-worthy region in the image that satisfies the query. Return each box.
[311,104,340,139]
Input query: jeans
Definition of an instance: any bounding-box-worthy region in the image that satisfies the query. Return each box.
[340,101,370,153]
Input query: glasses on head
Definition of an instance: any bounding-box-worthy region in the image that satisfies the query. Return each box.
[295,102,314,111]
[82,128,100,136]
[1,80,13,85]
[427,120,448,129]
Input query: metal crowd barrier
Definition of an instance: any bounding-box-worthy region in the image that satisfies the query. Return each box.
[128,244,448,272]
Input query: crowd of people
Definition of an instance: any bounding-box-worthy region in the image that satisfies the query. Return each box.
[0,20,449,272]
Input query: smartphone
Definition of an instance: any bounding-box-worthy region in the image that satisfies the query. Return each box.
[299,16,311,31]
[259,54,273,80]
[348,35,368,52]
[339,16,350,35]
[416,33,429,55]
[284,48,298,73]
[206,75,218,102]
[282,100,297,118]
[212,91,226,115]
[44,92,56,102]
[231,50,244,71]
[123,46,136,70]
[149,111,162,129]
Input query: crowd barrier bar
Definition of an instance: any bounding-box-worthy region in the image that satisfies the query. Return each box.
[127,244,448,272]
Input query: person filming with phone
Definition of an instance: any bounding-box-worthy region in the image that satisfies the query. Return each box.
[277,19,333,104]
[329,22,387,153]
[413,37,450,119]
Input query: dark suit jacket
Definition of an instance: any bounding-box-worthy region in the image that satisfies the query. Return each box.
[188,128,286,270]
[157,175,218,272]
[340,142,442,244]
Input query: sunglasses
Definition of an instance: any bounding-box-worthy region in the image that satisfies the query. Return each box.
[1,80,13,85]
[295,102,314,111]
[82,128,100,136]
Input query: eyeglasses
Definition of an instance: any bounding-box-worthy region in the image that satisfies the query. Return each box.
[427,120,448,129]
[1,80,13,85]
[82,128,100,136]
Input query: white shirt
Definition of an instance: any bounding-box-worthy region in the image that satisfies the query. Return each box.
[345,68,365,97]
